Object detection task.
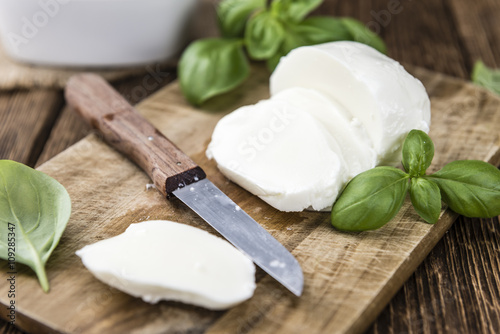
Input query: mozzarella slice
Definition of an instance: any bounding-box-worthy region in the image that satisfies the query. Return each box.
[76,220,256,310]
[271,88,377,177]
[206,99,348,211]
[270,41,431,165]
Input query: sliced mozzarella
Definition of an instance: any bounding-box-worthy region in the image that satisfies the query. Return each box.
[271,87,377,177]
[206,99,348,211]
[76,220,256,310]
[270,41,431,165]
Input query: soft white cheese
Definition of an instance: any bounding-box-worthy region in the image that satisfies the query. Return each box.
[76,220,256,310]
[271,87,377,177]
[207,41,432,212]
[270,41,431,165]
[206,98,348,211]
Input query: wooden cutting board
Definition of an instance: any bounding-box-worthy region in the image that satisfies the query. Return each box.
[1,66,499,334]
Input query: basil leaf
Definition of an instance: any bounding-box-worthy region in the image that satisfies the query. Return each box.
[472,60,500,96]
[266,17,351,71]
[266,52,284,72]
[426,160,500,218]
[266,24,309,71]
[297,16,352,44]
[340,18,387,54]
[268,16,388,71]
[402,130,434,177]
[331,167,409,231]
[0,160,71,292]
[410,178,441,224]
[217,0,266,38]
[245,11,285,60]
[271,0,323,23]
[179,38,250,105]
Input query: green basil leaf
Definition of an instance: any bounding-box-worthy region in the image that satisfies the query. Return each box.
[245,11,285,60]
[267,16,388,71]
[340,18,387,54]
[331,167,409,231]
[0,160,71,292]
[410,178,441,224]
[266,52,283,72]
[402,130,434,177]
[266,24,309,71]
[297,16,352,44]
[179,38,250,105]
[426,160,500,218]
[266,17,351,72]
[271,0,323,23]
[217,0,266,38]
[471,60,500,96]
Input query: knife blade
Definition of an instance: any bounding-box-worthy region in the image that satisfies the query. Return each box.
[65,74,303,296]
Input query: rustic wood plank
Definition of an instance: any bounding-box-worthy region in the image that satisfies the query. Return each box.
[2,0,499,333]
[0,324,24,334]
[36,71,175,166]
[366,0,500,332]
[206,68,500,334]
[65,74,206,196]
[370,216,500,334]
[34,105,91,168]
[317,0,469,79]
[1,65,498,334]
[0,89,64,334]
[1,75,175,334]
[446,0,500,69]
[0,89,63,166]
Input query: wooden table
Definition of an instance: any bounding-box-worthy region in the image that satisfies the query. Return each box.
[1,0,499,333]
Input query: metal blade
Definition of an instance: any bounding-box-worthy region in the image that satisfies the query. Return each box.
[173,179,303,296]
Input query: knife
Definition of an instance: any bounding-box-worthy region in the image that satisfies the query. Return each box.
[65,74,303,296]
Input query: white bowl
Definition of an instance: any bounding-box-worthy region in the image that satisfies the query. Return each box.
[0,0,198,67]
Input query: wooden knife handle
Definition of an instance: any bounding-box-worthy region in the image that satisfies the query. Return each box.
[65,73,206,198]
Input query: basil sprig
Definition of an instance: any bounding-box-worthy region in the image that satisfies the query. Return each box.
[0,160,71,291]
[331,130,500,231]
[179,0,387,106]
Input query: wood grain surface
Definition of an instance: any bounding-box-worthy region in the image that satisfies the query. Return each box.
[0,0,499,333]
[1,64,499,334]
[65,74,206,196]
